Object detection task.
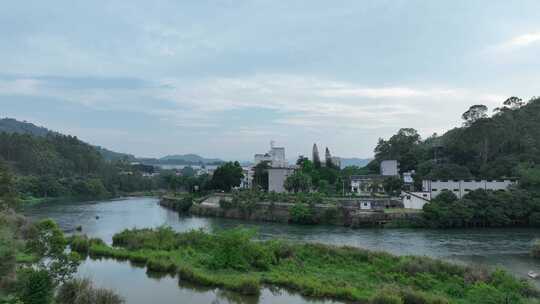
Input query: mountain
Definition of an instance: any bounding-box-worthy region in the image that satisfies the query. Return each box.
[0,118,135,162]
[160,154,223,164]
[340,157,372,168]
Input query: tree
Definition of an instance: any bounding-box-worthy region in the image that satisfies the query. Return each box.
[382,176,402,196]
[374,128,421,173]
[462,104,488,126]
[0,161,17,208]
[284,171,312,193]
[252,161,270,191]
[210,161,244,192]
[26,219,80,285]
[503,96,524,109]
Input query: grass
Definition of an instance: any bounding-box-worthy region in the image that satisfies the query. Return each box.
[70,227,540,303]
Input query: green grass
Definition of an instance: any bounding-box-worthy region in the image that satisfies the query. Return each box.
[70,227,539,303]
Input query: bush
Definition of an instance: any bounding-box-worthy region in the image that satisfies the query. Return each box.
[371,290,403,304]
[465,283,506,304]
[0,227,16,282]
[175,196,193,213]
[56,278,124,304]
[530,212,540,227]
[207,228,274,271]
[69,235,90,254]
[17,269,54,304]
[289,203,316,224]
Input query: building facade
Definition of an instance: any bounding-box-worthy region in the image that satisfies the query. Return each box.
[268,167,295,193]
[350,175,385,195]
[380,160,399,176]
[422,179,517,199]
[402,191,431,209]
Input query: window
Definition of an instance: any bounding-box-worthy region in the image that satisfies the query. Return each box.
[432,189,438,191]
[406,195,411,199]
[422,194,428,197]
[465,189,471,192]
[453,189,459,192]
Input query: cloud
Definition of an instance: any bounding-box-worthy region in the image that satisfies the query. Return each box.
[492,32,540,51]
[0,73,507,139]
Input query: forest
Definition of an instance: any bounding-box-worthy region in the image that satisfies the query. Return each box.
[0,132,161,202]
[371,97,540,227]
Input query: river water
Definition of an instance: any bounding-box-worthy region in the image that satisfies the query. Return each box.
[24,197,540,304]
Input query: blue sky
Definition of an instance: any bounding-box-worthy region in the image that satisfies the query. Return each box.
[1,1,540,161]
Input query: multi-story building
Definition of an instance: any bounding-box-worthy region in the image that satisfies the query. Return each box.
[422,179,518,199]
[254,141,288,168]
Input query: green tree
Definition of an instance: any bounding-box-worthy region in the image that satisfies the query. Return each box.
[26,220,80,285]
[383,176,402,196]
[462,104,488,126]
[210,162,244,192]
[252,161,270,191]
[284,171,312,193]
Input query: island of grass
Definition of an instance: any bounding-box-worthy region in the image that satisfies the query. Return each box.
[69,227,539,304]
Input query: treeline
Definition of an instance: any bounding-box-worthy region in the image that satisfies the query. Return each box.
[371,97,540,184]
[370,96,540,227]
[0,132,161,201]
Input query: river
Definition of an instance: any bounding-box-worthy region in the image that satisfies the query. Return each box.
[23,197,540,304]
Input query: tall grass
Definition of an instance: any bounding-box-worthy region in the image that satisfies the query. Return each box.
[70,227,538,303]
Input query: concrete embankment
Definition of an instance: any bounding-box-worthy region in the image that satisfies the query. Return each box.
[161,194,423,228]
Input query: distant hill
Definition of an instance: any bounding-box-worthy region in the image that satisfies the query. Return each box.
[340,157,372,168]
[0,118,135,162]
[160,154,223,164]
[0,118,53,137]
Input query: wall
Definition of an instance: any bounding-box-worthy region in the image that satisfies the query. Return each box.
[422,179,517,199]
[268,168,294,193]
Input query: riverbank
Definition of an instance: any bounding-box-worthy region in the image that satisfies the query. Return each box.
[20,190,165,207]
[160,194,423,228]
[69,227,538,304]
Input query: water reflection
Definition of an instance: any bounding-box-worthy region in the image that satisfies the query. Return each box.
[77,257,340,304]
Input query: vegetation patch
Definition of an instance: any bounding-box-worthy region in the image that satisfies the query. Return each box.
[70,227,539,303]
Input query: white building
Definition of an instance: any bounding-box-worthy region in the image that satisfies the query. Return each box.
[350,175,385,195]
[268,167,295,193]
[239,168,253,189]
[402,191,431,209]
[422,179,517,199]
[254,141,288,168]
[381,160,399,176]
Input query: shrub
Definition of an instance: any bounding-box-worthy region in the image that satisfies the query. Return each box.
[465,283,505,304]
[69,235,90,254]
[56,278,124,304]
[371,290,403,304]
[17,269,54,304]
[219,198,234,210]
[0,227,16,282]
[321,206,339,223]
[289,203,315,224]
[529,212,540,227]
[207,228,274,271]
[175,196,193,213]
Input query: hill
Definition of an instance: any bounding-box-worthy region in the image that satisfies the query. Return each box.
[370,96,540,184]
[340,157,372,168]
[160,154,223,164]
[0,118,135,162]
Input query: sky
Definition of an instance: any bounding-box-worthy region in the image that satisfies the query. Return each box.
[1,1,540,161]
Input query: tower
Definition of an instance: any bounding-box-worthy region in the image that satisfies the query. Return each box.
[312,143,321,168]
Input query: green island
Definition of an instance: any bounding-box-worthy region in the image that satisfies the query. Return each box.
[70,227,538,304]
